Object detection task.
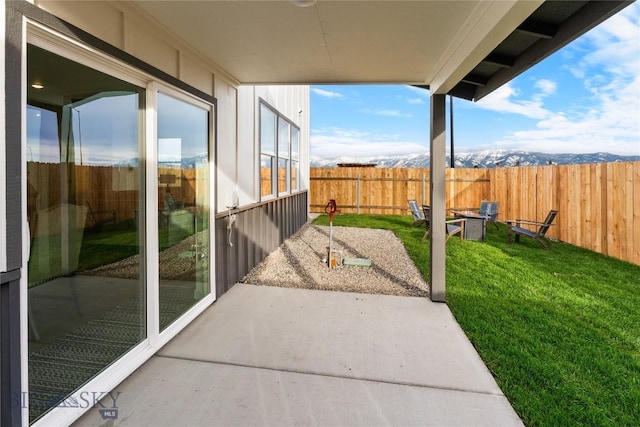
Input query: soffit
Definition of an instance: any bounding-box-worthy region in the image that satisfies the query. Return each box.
[130,0,481,85]
[128,0,633,101]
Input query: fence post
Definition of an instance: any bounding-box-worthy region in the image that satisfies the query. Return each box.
[356,174,361,215]
[422,173,426,206]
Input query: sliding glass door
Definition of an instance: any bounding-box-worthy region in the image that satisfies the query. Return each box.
[157,93,211,331]
[26,44,146,422]
[25,28,214,424]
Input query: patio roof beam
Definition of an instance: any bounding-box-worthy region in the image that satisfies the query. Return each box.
[481,53,514,69]
[461,74,488,87]
[447,83,477,101]
[515,19,557,39]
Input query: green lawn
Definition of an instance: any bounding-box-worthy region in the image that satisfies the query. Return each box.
[28,219,198,286]
[312,213,640,427]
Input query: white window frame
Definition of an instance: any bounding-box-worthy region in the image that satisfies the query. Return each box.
[291,126,300,192]
[259,103,277,200]
[152,83,216,343]
[259,100,301,200]
[277,116,291,196]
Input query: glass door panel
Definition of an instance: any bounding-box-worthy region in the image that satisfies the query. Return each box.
[26,44,145,423]
[157,93,210,330]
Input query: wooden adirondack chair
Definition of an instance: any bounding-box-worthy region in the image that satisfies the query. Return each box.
[507,210,558,249]
[421,205,465,243]
[479,200,500,230]
[408,199,426,227]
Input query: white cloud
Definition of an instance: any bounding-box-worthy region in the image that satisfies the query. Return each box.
[584,3,639,51]
[567,66,585,79]
[359,108,413,118]
[311,88,344,98]
[475,83,551,119]
[408,98,424,104]
[495,74,640,155]
[310,127,426,159]
[535,79,557,96]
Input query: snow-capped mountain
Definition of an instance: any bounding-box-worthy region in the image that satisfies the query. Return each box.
[116,153,209,168]
[310,150,640,168]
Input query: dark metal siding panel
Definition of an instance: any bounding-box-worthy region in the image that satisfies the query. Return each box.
[265,202,271,251]
[273,200,279,248]
[234,215,248,280]
[267,202,275,251]
[5,3,22,270]
[0,275,23,427]
[276,201,283,244]
[215,216,228,297]
[256,205,264,264]
[2,4,24,426]
[256,206,263,265]
[250,207,257,264]
[284,198,290,239]
[214,192,308,297]
[230,214,240,287]
[249,208,258,267]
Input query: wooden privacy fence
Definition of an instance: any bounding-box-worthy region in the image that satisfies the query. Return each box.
[310,162,640,266]
[28,162,198,226]
[310,167,491,214]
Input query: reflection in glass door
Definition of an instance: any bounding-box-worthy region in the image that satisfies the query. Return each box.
[157,93,210,330]
[26,44,145,422]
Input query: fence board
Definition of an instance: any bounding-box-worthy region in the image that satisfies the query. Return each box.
[567,165,578,245]
[590,164,601,253]
[581,165,592,250]
[537,166,556,239]
[634,163,640,265]
[621,162,634,262]
[606,163,618,259]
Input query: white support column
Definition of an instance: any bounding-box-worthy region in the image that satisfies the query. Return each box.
[430,94,447,302]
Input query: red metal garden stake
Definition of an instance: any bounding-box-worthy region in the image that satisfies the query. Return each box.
[324,199,340,268]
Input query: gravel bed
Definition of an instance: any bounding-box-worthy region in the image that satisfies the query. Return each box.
[241,223,429,297]
[87,233,202,281]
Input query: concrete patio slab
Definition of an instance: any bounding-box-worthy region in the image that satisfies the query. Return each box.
[159,284,502,395]
[73,284,523,426]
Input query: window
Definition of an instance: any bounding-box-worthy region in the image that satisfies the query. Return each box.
[259,102,300,199]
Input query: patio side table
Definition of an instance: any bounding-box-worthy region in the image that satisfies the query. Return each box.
[452,211,486,241]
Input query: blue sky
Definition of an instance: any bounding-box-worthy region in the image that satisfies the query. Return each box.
[310,3,640,161]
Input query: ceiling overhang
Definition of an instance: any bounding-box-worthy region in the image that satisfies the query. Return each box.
[128,0,634,101]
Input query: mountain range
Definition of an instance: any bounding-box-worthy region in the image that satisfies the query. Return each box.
[116,153,208,168]
[310,150,640,168]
